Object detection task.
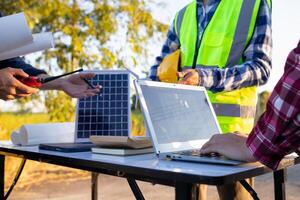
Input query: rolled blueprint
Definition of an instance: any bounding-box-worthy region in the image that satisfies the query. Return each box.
[0,12,33,53]
[11,122,75,146]
[0,32,54,61]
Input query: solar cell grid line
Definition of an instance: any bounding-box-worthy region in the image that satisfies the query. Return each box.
[108,74,111,136]
[75,70,131,142]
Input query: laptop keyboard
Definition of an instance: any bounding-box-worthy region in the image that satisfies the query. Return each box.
[170,150,243,165]
[177,150,221,158]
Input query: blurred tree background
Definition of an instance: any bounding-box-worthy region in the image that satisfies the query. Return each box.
[0,0,168,121]
[255,91,271,123]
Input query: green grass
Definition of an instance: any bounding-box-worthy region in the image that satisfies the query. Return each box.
[0,111,145,139]
[131,110,146,136]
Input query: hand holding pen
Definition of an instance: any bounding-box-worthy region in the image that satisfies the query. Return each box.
[15,68,101,99]
[59,71,101,99]
[34,69,101,98]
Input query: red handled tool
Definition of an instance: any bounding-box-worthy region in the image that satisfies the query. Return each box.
[17,69,84,88]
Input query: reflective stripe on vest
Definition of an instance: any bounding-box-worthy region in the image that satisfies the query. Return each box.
[212,103,256,118]
[174,0,266,133]
[226,0,257,67]
[175,6,187,41]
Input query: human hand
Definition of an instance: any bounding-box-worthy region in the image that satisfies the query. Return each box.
[176,69,200,86]
[0,67,39,101]
[59,73,101,98]
[200,133,257,162]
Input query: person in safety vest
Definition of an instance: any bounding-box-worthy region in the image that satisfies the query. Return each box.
[149,0,272,199]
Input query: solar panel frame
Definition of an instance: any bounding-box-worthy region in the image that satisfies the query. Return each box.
[75,70,131,143]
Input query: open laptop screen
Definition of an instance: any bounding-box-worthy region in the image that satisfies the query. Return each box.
[138,81,221,152]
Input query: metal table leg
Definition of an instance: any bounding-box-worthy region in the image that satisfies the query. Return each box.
[175,182,198,200]
[127,178,145,200]
[91,172,98,200]
[273,169,286,200]
[0,155,4,200]
[240,180,260,200]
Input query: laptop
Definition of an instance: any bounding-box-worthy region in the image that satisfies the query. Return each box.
[134,80,243,165]
[39,142,95,152]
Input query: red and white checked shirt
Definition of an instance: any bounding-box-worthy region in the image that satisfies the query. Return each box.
[246,40,300,170]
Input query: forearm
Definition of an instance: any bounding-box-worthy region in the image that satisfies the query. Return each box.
[149,64,160,81]
[246,100,300,170]
[246,44,300,170]
[0,57,47,76]
[247,126,300,170]
[246,120,285,170]
[37,74,63,90]
[196,57,271,93]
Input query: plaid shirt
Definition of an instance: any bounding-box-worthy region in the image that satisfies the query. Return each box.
[149,0,272,93]
[246,40,300,170]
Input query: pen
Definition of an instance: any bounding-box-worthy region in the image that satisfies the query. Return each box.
[83,78,95,89]
[17,69,84,88]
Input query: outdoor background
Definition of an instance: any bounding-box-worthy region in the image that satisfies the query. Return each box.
[0,0,299,199]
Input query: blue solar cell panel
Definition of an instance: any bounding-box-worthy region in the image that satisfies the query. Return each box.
[75,71,130,141]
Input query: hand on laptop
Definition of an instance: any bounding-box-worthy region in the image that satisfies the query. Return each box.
[200,133,257,162]
[177,69,200,86]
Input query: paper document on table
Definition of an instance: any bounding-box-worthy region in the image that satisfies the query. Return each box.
[11,122,75,146]
[0,12,33,53]
[0,32,54,61]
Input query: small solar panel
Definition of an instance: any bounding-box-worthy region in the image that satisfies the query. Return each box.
[75,70,131,142]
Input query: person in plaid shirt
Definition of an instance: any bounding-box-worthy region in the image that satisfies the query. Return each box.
[200,40,300,170]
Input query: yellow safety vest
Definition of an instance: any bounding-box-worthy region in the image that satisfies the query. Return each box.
[174,0,271,133]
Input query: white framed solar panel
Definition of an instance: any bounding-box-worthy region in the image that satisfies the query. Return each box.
[75,70,131,143]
